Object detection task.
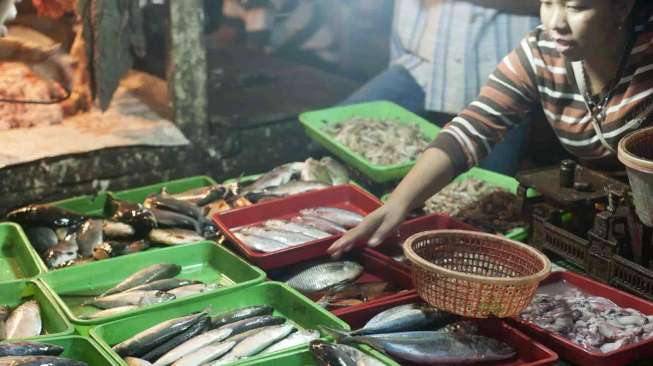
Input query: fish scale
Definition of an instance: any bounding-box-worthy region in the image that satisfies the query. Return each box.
[285,261,363,293]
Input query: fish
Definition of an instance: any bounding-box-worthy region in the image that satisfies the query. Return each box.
[150,209,201,234]
[122,240,151,256]
[5,204,88,229]
[239,226,314,246]
[92,241,131,260]
[292,216,346,235]
[261,329,320,355]
[300,158,332,184]
[112,312,208,357]
[210,305,273,329]
[5,301,41,340]
[76,219,104,257]
[144,196,203,221]
[43,238,78,268]
[152,327,233,366]
[24,227,58,254]
[324,328,516,365]
[167,284,221,299]
[1,305,10,340]
[241,162,304,194]
[79,306,138,320]
[142,318,210,363]
[299,207,363,228]
[257,181,330,198]
[285,261,364,293]
[0,355,87,365]
[217,316,286,337]
[317,282,389,308]
[102,221,136,239]
[0,341,64,357]
[148,229,204,246]
[88,291,175,309]
[320,157,349,185]
[102,264,182,296]
[170,341,236,366]
[309,340,384,366]
[125,358,153,366]
[350,303,458,336]
[104,195,157,236]
[159,185,233,206]
[263,220,331,239]
[233,232,288,253]
[127,279,201,293]
[212,324,295,364]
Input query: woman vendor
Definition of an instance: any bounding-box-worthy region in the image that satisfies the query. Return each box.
[328,0,653,258]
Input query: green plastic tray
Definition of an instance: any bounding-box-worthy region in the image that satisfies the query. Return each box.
[31,335,119,366]
[90,282,350,366]
[0,223,47,283]
[0,280,73,340]
[382,167,536,241]
[240,344,398,366]
[299,101,441,183]
[40,242,265,330]
[52,175,218,216]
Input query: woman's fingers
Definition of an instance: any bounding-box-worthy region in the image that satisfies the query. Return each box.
[327,211,384,258]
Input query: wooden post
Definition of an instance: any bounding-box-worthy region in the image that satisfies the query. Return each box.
[168,0,208,140]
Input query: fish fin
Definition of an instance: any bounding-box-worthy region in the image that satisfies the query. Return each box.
[319,325,351,343]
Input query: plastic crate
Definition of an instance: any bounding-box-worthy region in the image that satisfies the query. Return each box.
[0,222,47,283]
[0,280,73,340]
[213,184,382,270]
[32,335,119,366]
[268,248,415,317]
[338,294,559,366]
[39,241,265,330]
[507,271,653,366]
[90,282,350,366]
[299,101,440,183]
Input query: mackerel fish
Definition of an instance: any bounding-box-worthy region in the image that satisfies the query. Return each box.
[285,261,363,293]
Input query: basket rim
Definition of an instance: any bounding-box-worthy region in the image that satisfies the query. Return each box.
[402,229,552,285]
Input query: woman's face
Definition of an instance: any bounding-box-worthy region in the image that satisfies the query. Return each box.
[540,0,628,60]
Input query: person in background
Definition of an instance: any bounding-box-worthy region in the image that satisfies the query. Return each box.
[342,0,542,175]
[328,0,653,258]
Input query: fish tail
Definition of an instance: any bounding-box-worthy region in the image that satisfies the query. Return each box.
[319,325,351,343]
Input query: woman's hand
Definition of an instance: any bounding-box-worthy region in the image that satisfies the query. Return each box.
[327,203,408,259]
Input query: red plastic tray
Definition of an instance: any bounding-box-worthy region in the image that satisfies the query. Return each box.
[338,294,559,366]
[268,248,415,316]
[374,213,480,269]
[507,271,653,366]
[212,184,382,270]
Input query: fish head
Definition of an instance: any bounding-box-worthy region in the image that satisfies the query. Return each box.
[155,291,177,303]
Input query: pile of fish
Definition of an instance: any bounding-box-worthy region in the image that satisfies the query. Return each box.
[309,340,385,366]
[321,302,517,365]
[0,340,87,365]
[322,117,430,166]
[520,287,653,353]
[113,305,321,366]
[233,207,363,253]
[239,157,349,203]
[78,264,222,320]
[6,183,239,268]
[0,302,42,340]
[424,178,525,234]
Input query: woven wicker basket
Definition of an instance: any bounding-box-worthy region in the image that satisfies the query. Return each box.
[403,230,551,318]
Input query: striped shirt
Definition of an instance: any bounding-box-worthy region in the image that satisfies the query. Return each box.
[431,10,653,174]
[391,0,540,114]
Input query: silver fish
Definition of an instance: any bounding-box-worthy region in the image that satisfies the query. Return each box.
[102,264,182,296]
[285,261,363,293]
[242,162,304,194]
[320,157,349,185]
[261,329,319,355]
[127,279,201,293]
[263,220,331,239]
[76,219,104,257]
[292,216,346,235]
[171,341,236,366]
[261,181,330,197]
[151,209,201,234]
[217,316,286,337]
[79,305,138,320]
[213,324,295,364]
[125,357,153,366]
[152,328,233,366]
[103,221,136,239]
[160,185,231,206]
[89,291,175,309]
[5,301,41,339]
[310,340,385,366]
[148,229,205,246]
[300,158,332,184]
[240,226,314,246]
[300,207,363,228]
[167,284,221,299]
[0,356,87,365]
[142,319,210,363]
[0,341,64,357]
[25,226,58,254]
[144,195,203,221]
[233,232,288,253]
[210,305,273,329]
[352,303,457,335]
